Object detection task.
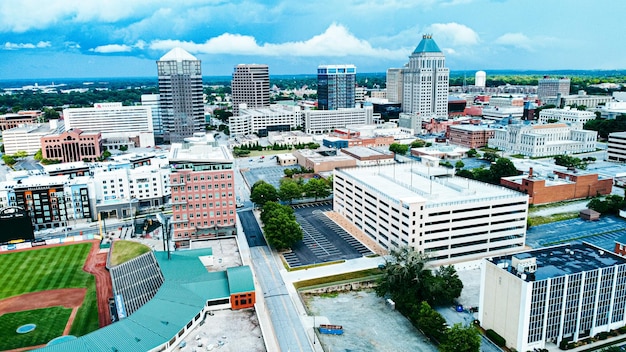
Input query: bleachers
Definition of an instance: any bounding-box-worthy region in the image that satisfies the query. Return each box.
[110,251,165,316]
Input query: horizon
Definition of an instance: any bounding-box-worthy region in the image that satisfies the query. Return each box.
[1,1,626,80]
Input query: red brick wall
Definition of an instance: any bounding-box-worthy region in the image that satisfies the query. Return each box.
[231,292,255,310]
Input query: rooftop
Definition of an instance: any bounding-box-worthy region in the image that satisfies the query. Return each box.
[159,47,198,62]
[491,242,626,282]
[412,34,442,54]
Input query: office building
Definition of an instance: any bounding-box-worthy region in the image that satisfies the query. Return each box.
[538,76,570,102]
[333,163,528,263]
[480,243,626,352]
[229,105,300,138]
[62,102,155,147]
[41,128,103,163]
[386,68,403,104]
[402,35,449,118]
[608,131,626,162]
[231,64,270,116]
[157,48,204,143]
[169,133,236,248]
[317,64,356,110]
[141,94,164,143]
[539,107,596,127]
[303,106,373,134]
[489,123,597,157]
[447,125,495,149]
[2,120,63,155]
[0,111,39,131]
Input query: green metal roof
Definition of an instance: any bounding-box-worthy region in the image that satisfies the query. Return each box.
[227,266,255,293]
[413,34,442,53]
[37,248,254,351]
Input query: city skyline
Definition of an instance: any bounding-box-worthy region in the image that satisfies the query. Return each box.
[1,0,625,80]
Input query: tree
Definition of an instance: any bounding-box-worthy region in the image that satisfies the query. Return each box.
[376,247,431,309]
[438,324,481,352]
[304,178,331,201]
[2,155,16,166]
[261,202,303,250]
[14,150,28,159]
[466,149,478,158]
[389,143,409,156]
[119,145,128,151]
[415,301,447,343]
[250,181,279,207]
[279,179,303,204]
[410,139,426,148]
[483,152,498,162]
[489,157,518,183]
[454,160,465,169]
[429,266,464,306]
[34,149,43,161]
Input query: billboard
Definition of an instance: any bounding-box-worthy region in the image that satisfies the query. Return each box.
[0,207,34,244]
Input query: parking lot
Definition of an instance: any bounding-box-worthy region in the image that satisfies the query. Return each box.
[283,202,373,268]
[526,215,626,250]
[241,165,293,189]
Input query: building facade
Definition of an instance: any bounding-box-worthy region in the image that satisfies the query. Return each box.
[0,112,38,131]
[386,68,404,104]
[2,121,63,155]
[169,134,236,248]
[480,243,626,352]
[501,168,613,205]
[538,77,570,102]
[231,64,270,116]
[334,163,528,263]
[539,107,596,127]
[608,131,626,162]
[317,64,356,110]
[303,107,374,134]
[489,123,597,157]
[447,125,495,149]
[157,48,204,143]
[141,94,164,143]
[62,102,155,147]
[41,128,103,163]
[402,35,449,118]
[229,105,300,138]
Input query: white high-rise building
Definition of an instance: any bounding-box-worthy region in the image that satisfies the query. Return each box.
[402,35,449,118]
[141,94,163,142]
[157,48,205,143]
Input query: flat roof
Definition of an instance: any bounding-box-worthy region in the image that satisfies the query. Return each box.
[342,146,392,158]
[336,162,526,207]
[491,242,626,282]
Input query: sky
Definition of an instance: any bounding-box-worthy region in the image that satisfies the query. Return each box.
[1,0,625,80]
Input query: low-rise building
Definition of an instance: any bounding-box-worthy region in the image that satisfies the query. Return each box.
[489,123,597,157]
[480,243,626,352]
[500,168,612,204]
[538,106,596,127]
[303,107,374,134]
[0,111,39,131]
[292,149,356,173]
[446,124,495,149]
[340,147,395,166]
[229,105,300,138]
[41,128,103,163]
[481,106,524,120]
[2,121,63,155]
[334,162,528,263]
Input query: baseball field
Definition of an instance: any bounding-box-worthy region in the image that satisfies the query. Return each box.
[0,242,101,350]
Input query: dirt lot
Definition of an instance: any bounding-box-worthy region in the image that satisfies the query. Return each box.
[304,290,438,352]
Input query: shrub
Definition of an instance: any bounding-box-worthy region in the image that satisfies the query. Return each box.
[485,329,506,347]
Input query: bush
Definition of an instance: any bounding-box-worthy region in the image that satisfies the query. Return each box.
[618,326,626,334]
[485,329,506,347]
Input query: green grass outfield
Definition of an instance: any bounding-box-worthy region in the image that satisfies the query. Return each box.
[0,243,92,299]
[0,306,72,350]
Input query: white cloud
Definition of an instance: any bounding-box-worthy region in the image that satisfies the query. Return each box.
[495,32,533,50]
[150,23,407,59]
[3,41,50,50]
[426,22,480,46]
[91,44,133,53]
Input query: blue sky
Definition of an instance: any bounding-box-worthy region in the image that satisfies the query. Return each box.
[1,0,625,80]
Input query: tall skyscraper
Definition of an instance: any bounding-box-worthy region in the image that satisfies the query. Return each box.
[157,48,204,143]
[537,76,570,103]
[231,64,270,116]
[386,68,404,104]
[402,35,449,118]
[317,64,356,110]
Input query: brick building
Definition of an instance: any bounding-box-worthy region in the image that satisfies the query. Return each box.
[41,128,103,163]
[447,124,495,149]
[500,168,612,205]
[0,112,38,131]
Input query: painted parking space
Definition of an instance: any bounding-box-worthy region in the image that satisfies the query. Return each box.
[283,202,373,268]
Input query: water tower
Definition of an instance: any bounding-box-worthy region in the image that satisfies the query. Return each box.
[475,70,486,88]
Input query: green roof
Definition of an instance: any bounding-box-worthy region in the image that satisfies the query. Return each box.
[227,266,255,293]
[413,34,442,54]
[38,248,253,352]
